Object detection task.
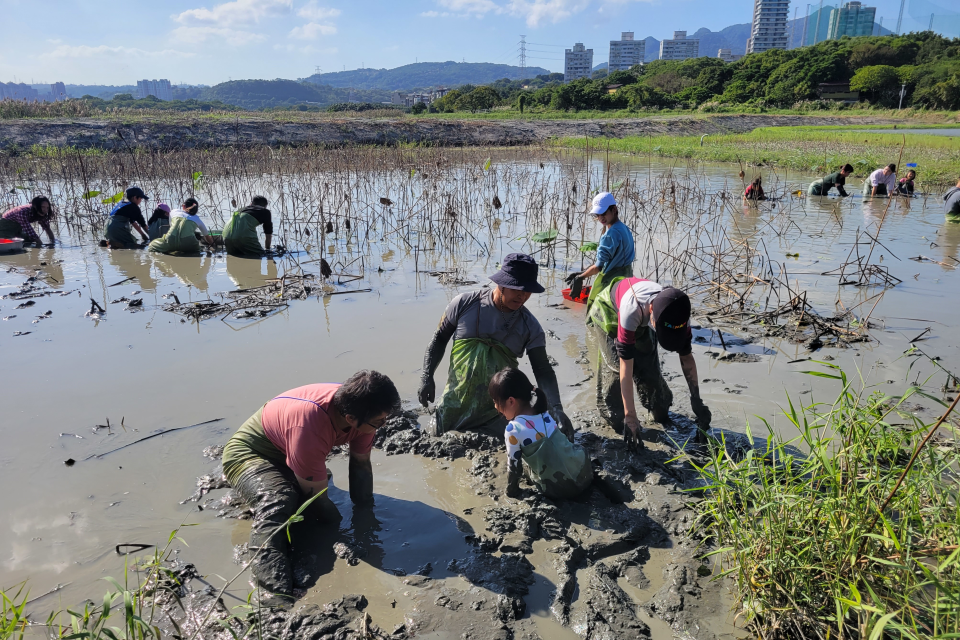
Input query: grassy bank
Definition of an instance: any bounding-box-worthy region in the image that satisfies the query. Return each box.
[558,125,960,183]
[695,365,960,639]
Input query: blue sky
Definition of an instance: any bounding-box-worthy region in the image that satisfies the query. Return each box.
[0,0,956,86]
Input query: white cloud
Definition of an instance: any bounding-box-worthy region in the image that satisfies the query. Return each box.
[171,26,266,45]
[174,0,292,26]
[297,1,340,20]
[290,21,337,39]
[439,0,501,13]
[41,45,194,59]
[506,0,590,26]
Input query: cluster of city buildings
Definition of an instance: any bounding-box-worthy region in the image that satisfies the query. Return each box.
[0,82,67,102]
[137,79,173,101]
[390,87,452,108]
[562,0,878,82]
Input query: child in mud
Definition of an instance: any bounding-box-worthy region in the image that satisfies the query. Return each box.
[743,176,766,201]
[0,196,56,246]
[489,368,592,499]
[897,169,917,196]
[146,203,171,241]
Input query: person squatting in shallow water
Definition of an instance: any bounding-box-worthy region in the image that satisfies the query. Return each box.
[221,370,401,606]
[565,191,635,318]
[417,253,574,439]
[223,195,274,256]
[897,169,917,196]
[808,165,853,197]
[863,164,898,198]
[103,187,150,248]
[0,196,56,246]
[147,203,171,241]
[148,198,214,255]
[589,276,712,447]
[489,367,592,500]
[743,176,767,201]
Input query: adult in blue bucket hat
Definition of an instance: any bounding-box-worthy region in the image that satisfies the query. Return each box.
[417,253,574,440]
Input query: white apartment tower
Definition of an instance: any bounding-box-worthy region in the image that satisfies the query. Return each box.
[564,43,594,82]
[137,79,173,101]
[659,31,699,61]
[747,0,790,54]
[609,32,644,72]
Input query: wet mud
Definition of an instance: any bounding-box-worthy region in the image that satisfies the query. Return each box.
[0,114,904,152]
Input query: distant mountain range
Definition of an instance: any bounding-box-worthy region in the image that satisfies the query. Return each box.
[302,61,550,92]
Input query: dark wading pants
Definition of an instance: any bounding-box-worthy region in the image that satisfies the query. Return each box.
[593,324,673,433]
[232,461,306,596]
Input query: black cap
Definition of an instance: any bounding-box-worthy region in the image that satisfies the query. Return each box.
[651,287,691,353]
[125,187,148,201]
[489,253,545,293]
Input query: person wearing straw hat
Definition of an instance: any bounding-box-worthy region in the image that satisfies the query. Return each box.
[565,192,635,317]
[589,277,711,448]
[417,253,574,440]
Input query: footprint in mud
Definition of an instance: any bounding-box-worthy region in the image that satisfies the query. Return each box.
[707,351,762,363]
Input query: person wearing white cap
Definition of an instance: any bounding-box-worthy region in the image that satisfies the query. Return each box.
[565,192,635,316]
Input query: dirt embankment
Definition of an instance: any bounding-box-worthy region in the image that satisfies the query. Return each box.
[0,114,904,151]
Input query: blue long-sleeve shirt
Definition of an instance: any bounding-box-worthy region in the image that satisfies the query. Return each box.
[595,220,635,272]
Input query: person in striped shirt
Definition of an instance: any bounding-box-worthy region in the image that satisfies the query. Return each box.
[0,197,56,245]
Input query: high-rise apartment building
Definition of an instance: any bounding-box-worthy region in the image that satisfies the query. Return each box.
[659,31,700,61]
[609,32,644,72]
[137,79,173,101]
[564,43,594,82]
[747,0,790,54]
[828,2,876,39]
[718,48,743,63]
[50,82,67,101]
[802,6,833,45]
[0,82,39,101]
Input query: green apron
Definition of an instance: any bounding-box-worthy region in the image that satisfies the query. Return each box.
[105,216,139,248]
[148,217,201,254]
[435,337,518,434]
[584,265,633,321]
[0,218,24,239]
[148,218,170,241]
[587,273,630,335]
[521,425,592,499]
[223,211,264,256]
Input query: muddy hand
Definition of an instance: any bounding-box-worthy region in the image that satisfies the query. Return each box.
[623,416,644,452]
[564,272,583,286]
[417,377,435,407]
[550,405,575,442]
[692,397,712,431]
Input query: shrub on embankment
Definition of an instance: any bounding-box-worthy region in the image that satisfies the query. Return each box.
[695,364,960,639]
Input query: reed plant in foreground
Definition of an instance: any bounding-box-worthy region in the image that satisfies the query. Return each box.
[695,364,960,639]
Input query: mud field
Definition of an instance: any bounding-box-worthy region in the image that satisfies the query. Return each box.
[2,148,958,639]
[0,114,907,152]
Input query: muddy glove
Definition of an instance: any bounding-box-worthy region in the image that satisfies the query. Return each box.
[564,272,583,286]
[550,405,575,442]
[505,467,522,498]
[691,396,712,432]
[623,416,644,452]
[417,376,436,407]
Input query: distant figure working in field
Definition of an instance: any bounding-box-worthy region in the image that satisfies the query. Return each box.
[565,192,635,317]
[417,253,574,440]
[944,176,960,219]
[743,176,767,201]
[104,187,150,249]
[489,367,592,499]
[808,165,853,197]
[223,195,273,256]
[0,196,56,246]
[148,198,214,254]
[221,371,401,605]
[863,164,898,198]
[589,277,711,447]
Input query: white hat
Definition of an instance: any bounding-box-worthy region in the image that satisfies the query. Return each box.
[590,192,617,215]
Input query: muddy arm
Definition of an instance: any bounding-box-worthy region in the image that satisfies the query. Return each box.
[349,452,374,506]
[680,353,711,430]
[505,462,522,498]
[418,321,455,405]
[528,346,574,441]
[295,474,343,524]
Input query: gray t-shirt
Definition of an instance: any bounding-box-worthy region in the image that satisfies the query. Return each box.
[440,288,546,358]
[945,186,960,216]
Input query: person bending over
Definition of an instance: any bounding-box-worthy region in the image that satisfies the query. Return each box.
[808,165,853,197]
[224,195,273,256]
[0,196,56,246]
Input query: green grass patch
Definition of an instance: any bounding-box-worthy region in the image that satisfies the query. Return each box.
[694,364,960,639]
[557,126,960,183]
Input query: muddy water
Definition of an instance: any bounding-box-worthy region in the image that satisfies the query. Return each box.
[2,156,959,638]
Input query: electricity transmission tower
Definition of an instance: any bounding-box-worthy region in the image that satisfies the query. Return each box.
[896,0,905,34]
[519,35,526,77]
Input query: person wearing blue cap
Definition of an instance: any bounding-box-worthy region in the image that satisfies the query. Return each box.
[565,192,635,317]
[417,253,574,440]
[103,187,150,249]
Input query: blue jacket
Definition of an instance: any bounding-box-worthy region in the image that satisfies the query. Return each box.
[595,220,635,272]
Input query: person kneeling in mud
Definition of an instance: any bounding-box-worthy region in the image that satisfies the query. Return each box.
[223,195,273,256]
[590,278,711,447]
[104,187,150,249]
[489,368,591,499]
[148,198,214,254]
[417,253,574,440]
[221,371,401,604]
